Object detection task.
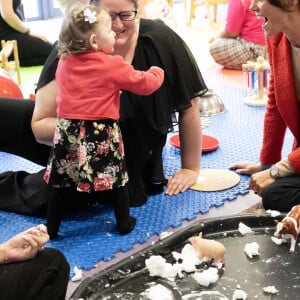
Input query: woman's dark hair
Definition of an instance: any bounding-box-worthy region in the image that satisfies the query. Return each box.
[268,0,300,12]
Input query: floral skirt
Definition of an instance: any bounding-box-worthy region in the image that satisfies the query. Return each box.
[44,118,128,192]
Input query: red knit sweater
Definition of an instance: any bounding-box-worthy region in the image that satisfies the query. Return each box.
[260,32,300,172]
[56,50,164,121]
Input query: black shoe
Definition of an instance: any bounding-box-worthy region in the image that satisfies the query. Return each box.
[119,216,136,234]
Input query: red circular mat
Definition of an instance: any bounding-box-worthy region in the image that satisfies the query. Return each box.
[169,134,219,153]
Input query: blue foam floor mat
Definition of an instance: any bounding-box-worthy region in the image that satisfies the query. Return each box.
[0,71,294,276]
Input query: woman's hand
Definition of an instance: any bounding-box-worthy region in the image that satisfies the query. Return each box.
[230,162,274,196]
[229,161,264,175]
[29,31,50,43]
[1,224,49,264]
[249,169,274,197]
[165,168,198,195]
[168,97,201,196]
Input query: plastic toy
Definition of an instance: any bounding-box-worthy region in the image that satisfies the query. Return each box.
[189,232,226,265]
[242,56,270,106]
[0,68,23,98]
[274,204,300,252]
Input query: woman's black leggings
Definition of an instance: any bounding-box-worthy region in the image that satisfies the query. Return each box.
[0,31,53,67]
[0,248,70,300]
[0,97,50,165]
[263,175,300,212]
[0,98,49,215]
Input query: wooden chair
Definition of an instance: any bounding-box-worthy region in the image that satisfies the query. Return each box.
[184,0,228,26]
[0,40,21,85]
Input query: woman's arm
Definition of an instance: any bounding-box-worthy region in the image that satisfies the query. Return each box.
[179,97,202,172]
[31,80,58,146]
[0,0,30,33]
[0,0,49,41]
[165,97,201,195]
[0,225,49,264]
[209,0,244,42]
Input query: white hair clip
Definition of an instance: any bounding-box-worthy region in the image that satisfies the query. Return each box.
[83,8,97,24]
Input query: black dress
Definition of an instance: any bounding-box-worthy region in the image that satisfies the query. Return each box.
[0,18,207,212]
[0,0,53,66]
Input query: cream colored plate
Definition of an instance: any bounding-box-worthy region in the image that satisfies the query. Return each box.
[190,169,240,192]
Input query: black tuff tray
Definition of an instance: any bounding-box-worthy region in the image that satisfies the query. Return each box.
[70,213,300,300]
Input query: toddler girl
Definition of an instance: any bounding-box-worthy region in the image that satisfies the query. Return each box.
[44,3,164,239]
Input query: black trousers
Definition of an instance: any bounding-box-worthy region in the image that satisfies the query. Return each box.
[0,98,166,215]
[262,175,300,212]
[0,248,69,300]
[0,98,50,165]
[0,31,53,67]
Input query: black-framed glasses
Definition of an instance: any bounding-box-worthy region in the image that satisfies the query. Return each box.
[109,10,137,21]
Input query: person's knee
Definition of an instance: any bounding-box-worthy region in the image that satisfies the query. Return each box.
[209,43,224,65]
[36,248,70,300]
[56,249,70,274]
[43,248,70,275]
[209,46,240,69]
[261,184,275,210]
[262,184,291,212]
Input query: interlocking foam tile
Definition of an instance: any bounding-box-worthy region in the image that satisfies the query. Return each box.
[0,70,294,276]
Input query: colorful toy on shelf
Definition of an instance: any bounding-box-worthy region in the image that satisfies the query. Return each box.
[242,56,270,106]
[0,68,23,98]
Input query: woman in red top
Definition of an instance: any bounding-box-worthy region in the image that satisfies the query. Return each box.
[45,3,164,238]
[209,0,266,70]
[230,0,300,212]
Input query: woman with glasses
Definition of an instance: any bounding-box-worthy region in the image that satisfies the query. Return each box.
[88,0,207,203]
[0,0,207,217]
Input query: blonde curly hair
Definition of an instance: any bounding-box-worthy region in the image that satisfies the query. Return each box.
[58,3,103,56]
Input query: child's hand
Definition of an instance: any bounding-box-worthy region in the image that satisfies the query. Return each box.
[149,66,164,72]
